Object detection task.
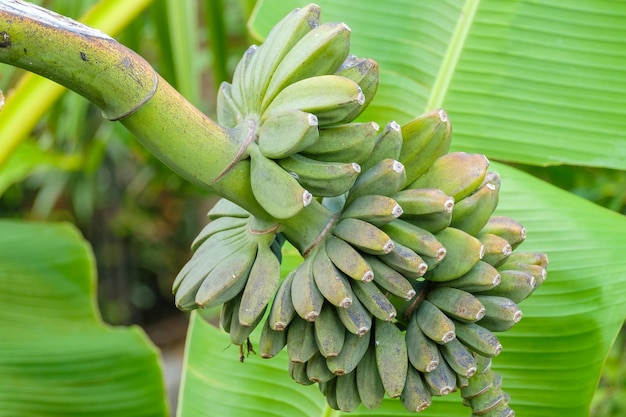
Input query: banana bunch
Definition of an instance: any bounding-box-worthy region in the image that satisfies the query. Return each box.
[215,4,380,219]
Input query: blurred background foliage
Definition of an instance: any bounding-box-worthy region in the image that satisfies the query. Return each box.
[0,0,623,415]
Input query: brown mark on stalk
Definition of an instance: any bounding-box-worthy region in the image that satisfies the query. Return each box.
[0,31,11,47]
[211,119,257,184]
[403,281,431,322]
[248,222,280,235]
[301,213,339,258]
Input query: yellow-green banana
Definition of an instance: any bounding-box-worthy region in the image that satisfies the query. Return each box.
[401,365,432,412]
[301,121,379,164]
[422,356,456,396]
[382,219,446,260]
[479,216,527,250]
[439,337,478,378]
[259,318,287,358]
[415,300,456,344]
[326,331,370,375]
[312,245,354,308]
[426,227,485,282]
[450,173,501,236]
[361,120,403,172]
[287,316,318,363]
[374,319,408,398]
[380,241,429,279]
[216,81,243,128]
[479,269,536,303]
[453,321,502,357]
[476,295,522,332]
[332,217,394,255]
[314,304,346,357]
[351,279,397,321]
[433,261,501,293]
[291,257,324,321]
[479,233,513,267]
[336,295,372,336]
[325,235,374,282]
[333,55,379,122]
[341,194,403,227]
[345,158,406,205]
[306,351,336,383]
[425,287,486,322]
[405,309,440,372]
[366,254,417,300]
[267,271,296,331]
[257,109,319,158]
[356,346,385,409]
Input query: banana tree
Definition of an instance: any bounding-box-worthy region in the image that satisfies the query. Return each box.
[0,1,625,417]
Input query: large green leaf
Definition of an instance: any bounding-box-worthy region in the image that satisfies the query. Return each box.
[0,220,168,417]
[177,163,626,417]
[250,0,626,169]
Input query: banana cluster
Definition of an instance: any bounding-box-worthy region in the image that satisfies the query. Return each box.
[217,4,379,220]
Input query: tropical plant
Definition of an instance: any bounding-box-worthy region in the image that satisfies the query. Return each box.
[0,1,624,417]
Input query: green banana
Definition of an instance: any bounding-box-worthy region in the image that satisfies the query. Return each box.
[374,319,408,398]
[439,337,478,378]
[228,294,264,346]
[245,4,320,113]
[415,300,456,344]
[336,295,372,336]
[479,216,527,250]
[289,360,315,386]
[229,45,257,115]
[405,309,440,372]
[479,233,513,267]
[422,356,456,396]
[207,198,250,220]
[248,143,312,219]
[259,317,287,358]
[408,152,489,202]
[312,245,354,308]
[356,345,385,409]
[461,366,495,400]
[190,215,248,251]
[333,55,379,122]
[238,240,281,327]
[498,261,547,288]
[426,227,485,282]
[345,158,407,205]
[331,217,394,255]
[426,287,486,322]
[325,235,374,282]
[382,219,446,260]
[301,121,379,164]
[399,109,452,185]
[361,120,403,172]
[291,256,324,321]
[320,377,339,409]
[263,22,352,110]
[306,351,336,383]
[341,194,403,227]
[326,331,370,375]
[366,254,417,300]
[476,295,522,332]
[219,297,236,333]
[467,383,507,415]
[256,109,319,159]
[479,269,536,303]
[287,316,318,363]
[450,173,501,236]
[276,154,361,197]
[216,81,243,128]
[433,261,501,293]
[267,271,296,331]
[263,75,365,126]
[498,251,549,269]
[351,279,397,321]
[335,371,362,412]
[314,304,346,357]
[401,365,432,412]
[393,188,454,233]
[453,321,502,357]
[380,241,429,279]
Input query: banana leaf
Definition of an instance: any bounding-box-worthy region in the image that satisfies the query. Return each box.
[0,220,168,417]
[175,1,626,416]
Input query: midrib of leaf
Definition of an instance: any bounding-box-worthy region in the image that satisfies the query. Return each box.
[425,0,481,112]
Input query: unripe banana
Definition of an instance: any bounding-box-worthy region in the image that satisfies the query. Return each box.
[423,356,457,396]
[450,173,501,236]
[289,360,314,386]
[440,337,478,378]
[434,261,501,293]
[498,262,547,288]
[229,45,257,115]
[468,383,508,415]
[409,152,489,202]
[476,295,522,332]
[479,269,535,303]
[359,120,403,172]
[263,22,352,109]
[426,227,485,282]
[332,217,394,255]
[276,154,361,197]
[259,318,287,358]
[219,297,236,333]
[238,240,281,327]
[267,271,296,331]
[401,365,432,412]
[301,121,379,164]
[380,241,429,279]
[479,233,513,267]
[393,188,454,233]
[366,254,417,300]
[319,377,339,409]
[207,197,251,220]
[453,321,502,357]
[263,75,365,126]
[400,109,452,184]
[249,143,312,219]
[333,55,379,122]
[461,367,495,400]
[324,235,374,282]
[256,110,319,159]
[345,158,406,205]
[426,287,486,322]
[228,295,265,346]
[479,216,527,250]
[336,294,372,336]
[314,304,346,357]
[326,331,371,375]
[499,251,549,269]
[291,257,324,321]
[341,195,403,227]
[382,219,447,260]
[190,215,248,251]
[374,319,408,398]
[306,351,336,383]
[415,300,456,344]
[335,370,362,412]
[351,279,397,321]
[356,346,385,409]
[287,316,318,363]
[312,244,354,308]
[405,309,440,372]
[216,82,243,128]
